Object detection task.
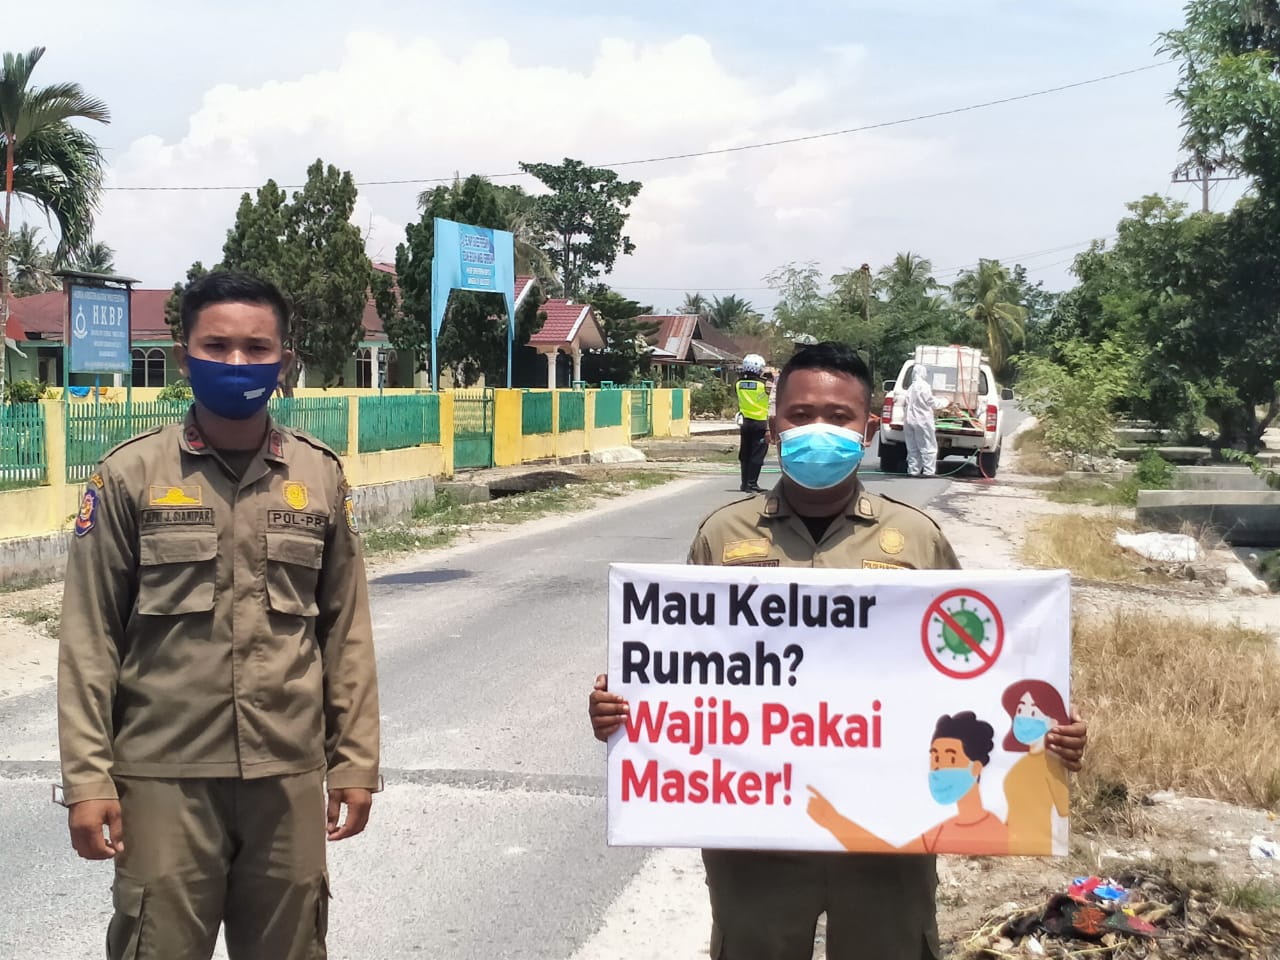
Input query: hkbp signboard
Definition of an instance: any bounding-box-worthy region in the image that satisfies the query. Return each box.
[68,285,130,375]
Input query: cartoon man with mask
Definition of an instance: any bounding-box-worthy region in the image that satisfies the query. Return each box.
[807,711,1009,856]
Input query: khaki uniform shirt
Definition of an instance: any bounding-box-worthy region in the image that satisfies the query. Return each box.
[687,481,959,573]
[58,410,380,805]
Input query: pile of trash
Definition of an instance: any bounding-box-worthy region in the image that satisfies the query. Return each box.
[954,871,1279,958]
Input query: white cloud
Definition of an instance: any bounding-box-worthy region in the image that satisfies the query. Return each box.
[93,25,1179,308]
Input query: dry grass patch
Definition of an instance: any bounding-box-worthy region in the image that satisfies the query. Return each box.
[1010,424,1066,476]
[1022,514,1159,583]
[1074,608,1280,821]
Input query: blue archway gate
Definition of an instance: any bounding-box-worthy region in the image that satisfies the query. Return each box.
[431,219,517,390]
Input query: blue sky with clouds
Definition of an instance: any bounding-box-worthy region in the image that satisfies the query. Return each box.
[8,1,1221,308]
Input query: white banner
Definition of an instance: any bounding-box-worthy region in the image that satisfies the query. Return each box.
[606,564,1072,856]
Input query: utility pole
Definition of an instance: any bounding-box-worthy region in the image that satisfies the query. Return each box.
[1171,160,1240,213]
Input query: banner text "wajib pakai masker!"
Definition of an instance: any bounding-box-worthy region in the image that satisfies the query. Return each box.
[606,564,1072,856]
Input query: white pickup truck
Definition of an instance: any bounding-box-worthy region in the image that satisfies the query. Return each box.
[876,345,1014,477]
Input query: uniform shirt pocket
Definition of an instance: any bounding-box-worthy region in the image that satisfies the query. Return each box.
[265,533,324,618]
[136,532,218,615]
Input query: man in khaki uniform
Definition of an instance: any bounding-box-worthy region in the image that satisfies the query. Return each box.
[59,271,380,960]
[590,342,1088,959]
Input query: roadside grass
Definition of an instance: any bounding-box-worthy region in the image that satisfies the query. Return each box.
[1073,608,1280,828]
[364,469,677,556]
[0,572,59,594]
[1010,425,1066,476]
[1021,514,1155,583]
[1047,476,1139,507]
[10,606,60,638]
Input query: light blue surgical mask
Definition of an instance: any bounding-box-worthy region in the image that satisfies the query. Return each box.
[928,767,977,806]
[1013,715,1051,746]
[778,423,865,490]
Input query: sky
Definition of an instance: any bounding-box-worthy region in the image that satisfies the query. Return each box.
[7,0,1237,312]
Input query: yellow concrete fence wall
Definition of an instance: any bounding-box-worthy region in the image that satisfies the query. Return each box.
[0,387,689,541]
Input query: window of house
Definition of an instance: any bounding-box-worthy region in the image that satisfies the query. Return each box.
[131,348,167,387]
[355,348,372,389]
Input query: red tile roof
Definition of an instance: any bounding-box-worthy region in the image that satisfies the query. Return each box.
[529,299,592,345]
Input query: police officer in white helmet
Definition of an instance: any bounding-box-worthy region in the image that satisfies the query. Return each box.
[735,354,770,493]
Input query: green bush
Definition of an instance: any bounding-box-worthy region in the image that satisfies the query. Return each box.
[157,379,193,403]
[3,379,45,403]
[691,378,733,418]
[1133,448,1175,490]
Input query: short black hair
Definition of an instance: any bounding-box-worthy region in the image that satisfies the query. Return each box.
[932,711,994,767]
[180,270,290,343]
[777,341,872,407]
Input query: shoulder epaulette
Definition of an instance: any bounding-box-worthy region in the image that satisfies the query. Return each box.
[693,493,761,534]
[876,491,946,532]
[99,424,169,464]
[283,426,344,465]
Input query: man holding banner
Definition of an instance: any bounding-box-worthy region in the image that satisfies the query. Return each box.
[590,342,1088,960]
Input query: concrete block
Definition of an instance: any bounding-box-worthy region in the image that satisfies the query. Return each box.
[437,481,491,504]
[489,470,586,495]
[590,446,647,464]
[0,531,69,588]
[1116,446,1212,465]
[1066,466,1268,491]
[638,439,736,461]
[1135,490,1280,547]
[351,476,437,527]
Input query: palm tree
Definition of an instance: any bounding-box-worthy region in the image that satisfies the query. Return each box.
[875,251,940,300]
[1,46,110,391]
[950,259,1027,375]
[7,222,57,295]
[680,292,708,316]
[707,294,756,330]
[69,239,115,274]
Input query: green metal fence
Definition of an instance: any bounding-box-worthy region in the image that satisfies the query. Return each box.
[558,391,586,433]
[1,404,48,486]
[267,397,349,454]
[358,394,440,452]
[521,391,554,436]
[65,400,188,482]
[453,388,494,469]
[629,388,653,438]
[671,388,686,421]
[594,389,623,428]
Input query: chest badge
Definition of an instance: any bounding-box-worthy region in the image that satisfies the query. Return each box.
[150,485,202,506]
[879,527,906,555]
[283,481,309,510]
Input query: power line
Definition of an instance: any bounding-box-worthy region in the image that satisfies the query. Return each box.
[103,62,1172,193]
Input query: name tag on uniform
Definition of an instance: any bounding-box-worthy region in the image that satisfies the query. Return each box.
[722,538,771,564]
[863,559,913,570]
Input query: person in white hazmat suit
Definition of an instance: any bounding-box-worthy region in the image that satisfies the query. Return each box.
[903,365,947,477]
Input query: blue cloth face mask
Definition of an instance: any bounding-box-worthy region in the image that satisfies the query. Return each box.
[1013,715,1052,746]
[928,767,977,805]
[778,423,865,491]
[186,356,281,420]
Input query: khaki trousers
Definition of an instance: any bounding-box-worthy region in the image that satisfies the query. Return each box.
[106,770,328,960]
[703,849,941,960]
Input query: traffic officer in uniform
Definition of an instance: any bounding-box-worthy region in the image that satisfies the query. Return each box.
[58,270,380,960]
[735,353,770,493]
[589,341,1088,959]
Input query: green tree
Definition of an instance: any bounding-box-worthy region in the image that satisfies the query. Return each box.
[69,239,114,274]
[707,294,757,330]
[164,261,209,342]
[584,285,658,384]
[179,160,373,387]
[7,223,57,295]
[380,175,545,386]
[680,292,708,316]
[951,259,1027,376]
[518,158,642,298]
[0,46,109,393]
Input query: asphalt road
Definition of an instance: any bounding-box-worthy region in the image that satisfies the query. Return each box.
[0,470,953,960]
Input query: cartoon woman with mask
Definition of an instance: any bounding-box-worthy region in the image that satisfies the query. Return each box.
[1001,679,1071,855]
